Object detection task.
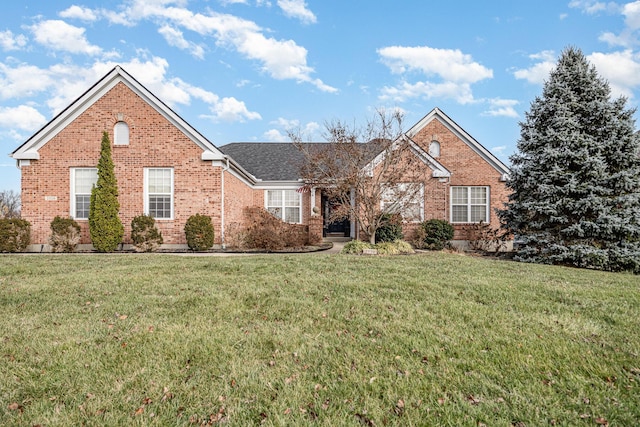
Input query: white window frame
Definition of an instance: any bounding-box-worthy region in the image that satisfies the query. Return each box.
[70,168,98,220]
[114,121,130,145]
[429,140,440,157]
[381,182,424,223]
[265,189,302,224]
[144,168,174,220]
[450,186,490,224]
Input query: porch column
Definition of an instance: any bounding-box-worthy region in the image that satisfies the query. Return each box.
[350,187,356,239]
[310,187,316,215]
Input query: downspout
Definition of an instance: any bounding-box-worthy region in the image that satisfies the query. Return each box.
[221,157,230,249]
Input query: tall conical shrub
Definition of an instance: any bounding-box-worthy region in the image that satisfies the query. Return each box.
[89,131,124,252]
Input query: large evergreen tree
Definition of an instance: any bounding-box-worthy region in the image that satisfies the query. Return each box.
[89,131,124,252]
[499,47,640,273]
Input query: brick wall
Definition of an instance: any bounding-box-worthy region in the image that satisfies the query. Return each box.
[20,82,224,247]
[410,118,510,240]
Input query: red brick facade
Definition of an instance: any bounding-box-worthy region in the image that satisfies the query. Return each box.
[13,67,509,250]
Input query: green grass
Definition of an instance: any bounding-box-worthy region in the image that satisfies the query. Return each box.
[0,252,638,426]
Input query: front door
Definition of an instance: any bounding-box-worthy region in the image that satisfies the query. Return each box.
[321,195,350,237]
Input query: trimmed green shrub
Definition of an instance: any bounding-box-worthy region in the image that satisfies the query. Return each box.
[341,240,374,254]
[89,131,124,252]
[131,214,163,252]
[375,213,404,243]
[0,218,31,252]
[414,219,454,250]
[185,214,215,251]
[49,216,81,253]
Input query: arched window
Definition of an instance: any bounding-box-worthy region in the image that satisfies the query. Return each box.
[429,140,440,157]
[114,121,129,145]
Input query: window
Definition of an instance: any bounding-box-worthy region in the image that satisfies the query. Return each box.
[451,186,489,223]
[70,168,97,219]
[381,183,424,222]
[266,189,301,223]
[144,168,173,219]
[429,141,440,157]
[114,121,129,145]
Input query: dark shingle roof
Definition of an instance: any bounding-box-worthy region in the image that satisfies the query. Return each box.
[220,142,321,181]
[220,141,388,182]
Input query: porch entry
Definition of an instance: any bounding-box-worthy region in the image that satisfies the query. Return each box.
[321,194,350,237]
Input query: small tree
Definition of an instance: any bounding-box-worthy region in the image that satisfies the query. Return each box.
[89,131,124,252]
[498,47,640,273]
[290,110,427,244]
[0,190,21,218]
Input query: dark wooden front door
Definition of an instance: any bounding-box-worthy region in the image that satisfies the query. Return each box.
[321,195,350,237]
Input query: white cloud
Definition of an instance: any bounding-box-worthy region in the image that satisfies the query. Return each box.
[29,20,102,56]
[588,50,640,98]
[264,117,319,140]
[378,46,493,83]
[0,63,55,99]
[0,56,260,124]
[590,1,640,47]
[0,105,46,131]
[623,1,640,29]
[158,25,205,59]
[513,50,556,85]
[206,97,262,122]
[377,45,492,104]
[568,0,620,14]
[0,30,27,51]
[379,80,476,104]
[277,0,317,24]
[59,5,99,21]
[264,128,286,141]
[482,98,519,118]
[107,0,335,92]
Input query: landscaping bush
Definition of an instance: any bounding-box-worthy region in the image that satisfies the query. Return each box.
[376,240,415,255]
[184,214,215,251]
[131,214,163,252]
[49,216,81,253]
[465,220,509,253]
[341,240,375,254]
[414,219,454,250]
[375,213,404,243]
[0,218,31,252]
[244,207,308,251]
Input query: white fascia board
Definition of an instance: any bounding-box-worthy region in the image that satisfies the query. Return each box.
[12,66,225,163]
[407,107,511,176]
[254,181,303,190]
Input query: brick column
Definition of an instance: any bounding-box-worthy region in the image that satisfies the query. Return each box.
[308,215,323,245]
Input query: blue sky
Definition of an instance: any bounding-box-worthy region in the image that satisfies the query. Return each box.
[2,0,640,193]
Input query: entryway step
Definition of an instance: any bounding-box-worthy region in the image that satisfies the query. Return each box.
[323,236,352,242]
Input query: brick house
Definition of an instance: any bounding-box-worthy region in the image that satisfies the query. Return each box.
[11,66,510,251]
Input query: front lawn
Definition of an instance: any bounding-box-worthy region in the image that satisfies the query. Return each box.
[1,253,638,426]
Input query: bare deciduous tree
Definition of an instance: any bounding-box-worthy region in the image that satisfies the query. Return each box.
[290,110,429,244]
[0,190,21,218]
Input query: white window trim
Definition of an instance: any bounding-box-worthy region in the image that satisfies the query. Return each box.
[114,121,129,145]
[380,182,424,223]
[264,189,302,224]
[70,167,97,220]
[450,186,490,224]
[144,168,174,220]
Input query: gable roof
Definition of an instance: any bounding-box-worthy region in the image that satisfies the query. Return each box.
[407,107,510,178]
[11,66,224,162]
[222,137,452,183]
